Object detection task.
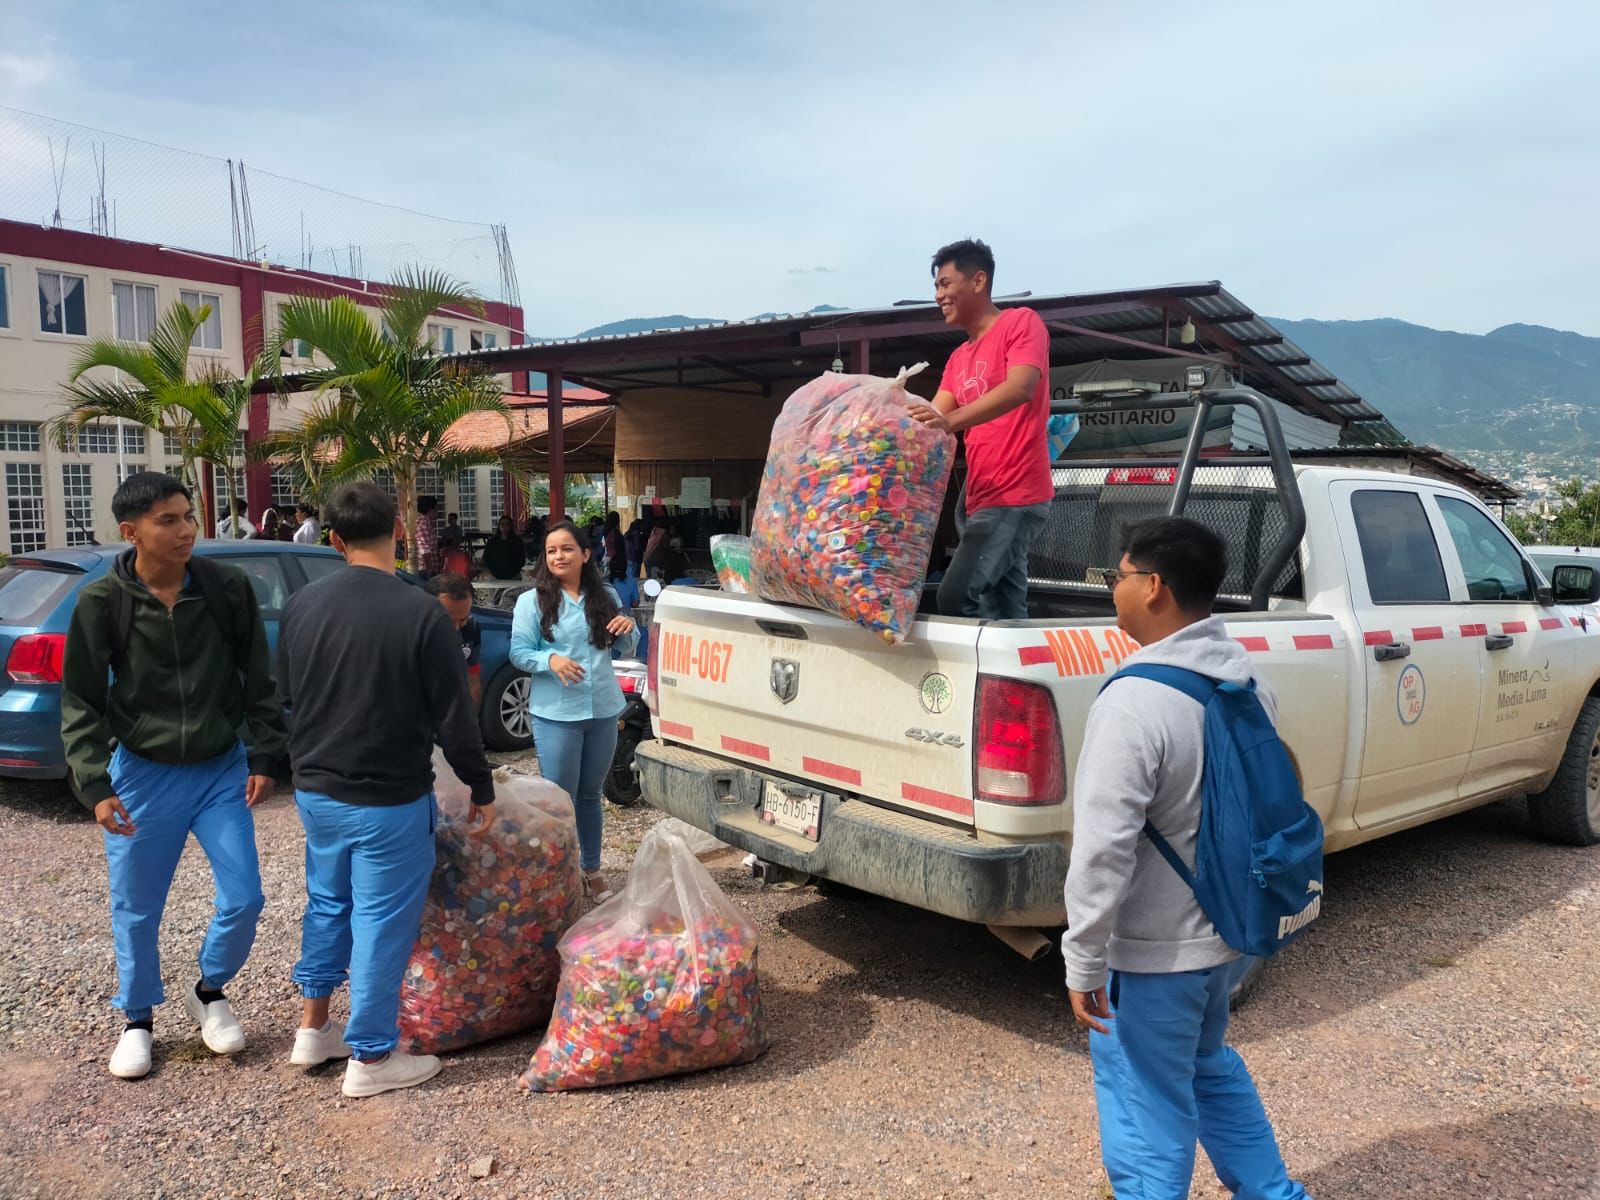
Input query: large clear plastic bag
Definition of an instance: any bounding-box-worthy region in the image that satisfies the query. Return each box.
[398,754,584,1054]
[749,366,954,643]
[520,824,768,1091]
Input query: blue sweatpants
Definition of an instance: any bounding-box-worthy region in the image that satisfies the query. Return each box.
[103,742,262,1023]
[1089,959,1310,1199]
[291,791,436,1059]
[532,714,617,873]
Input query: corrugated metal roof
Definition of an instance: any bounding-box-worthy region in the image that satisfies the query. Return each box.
[445,281,1398,434]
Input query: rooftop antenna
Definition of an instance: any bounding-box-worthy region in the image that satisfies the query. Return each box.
[228,159,243,259]
[90,142,109,236]
[47,136,69,227]
[237,162,262,260]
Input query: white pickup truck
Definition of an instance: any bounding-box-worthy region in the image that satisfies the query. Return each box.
[636,385,1600,946]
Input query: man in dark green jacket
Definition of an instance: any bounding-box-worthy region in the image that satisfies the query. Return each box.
[62,472,286,1081]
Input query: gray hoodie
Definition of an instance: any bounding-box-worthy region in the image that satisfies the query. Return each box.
[1060,616,1277,993]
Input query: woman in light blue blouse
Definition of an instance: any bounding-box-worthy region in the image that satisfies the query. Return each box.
[510,520,638,901]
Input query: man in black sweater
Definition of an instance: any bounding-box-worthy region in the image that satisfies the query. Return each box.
[277,481,496,1098]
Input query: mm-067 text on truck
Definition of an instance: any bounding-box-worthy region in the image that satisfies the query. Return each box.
[636,380,1600,955]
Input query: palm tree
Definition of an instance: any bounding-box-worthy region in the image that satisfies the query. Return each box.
[259,268,510,570]
[47,301,274,533]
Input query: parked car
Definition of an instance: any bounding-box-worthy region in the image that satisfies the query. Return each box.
[1526,546,1600,609]
[0,540,532,783]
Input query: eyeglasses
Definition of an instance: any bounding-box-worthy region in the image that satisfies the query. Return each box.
[1097,567,1155,589]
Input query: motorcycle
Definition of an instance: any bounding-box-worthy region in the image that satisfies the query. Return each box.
[604,578,663,808]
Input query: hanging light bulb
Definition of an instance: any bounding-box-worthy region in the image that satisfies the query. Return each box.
[830,354,845,373]
[1179,317,1197,345]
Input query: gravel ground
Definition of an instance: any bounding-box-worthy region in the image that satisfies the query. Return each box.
[1,759,1596,1199]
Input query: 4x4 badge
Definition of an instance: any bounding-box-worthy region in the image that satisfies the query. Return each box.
[770,658,799,704]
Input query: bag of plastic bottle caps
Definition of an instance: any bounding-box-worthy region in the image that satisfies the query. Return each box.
[398,754,583,1055]
[709,534,753,594]
[749,364,954,644]
[520,823,768,1091]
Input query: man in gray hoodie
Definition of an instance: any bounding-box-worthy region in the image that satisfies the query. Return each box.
[1063,517,1309,1199]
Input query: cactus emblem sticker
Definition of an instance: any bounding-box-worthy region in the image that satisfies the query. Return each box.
[1397,664,1426,726]
[919,672,953,715]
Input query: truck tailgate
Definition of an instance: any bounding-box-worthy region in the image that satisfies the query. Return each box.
[651,588,978,824]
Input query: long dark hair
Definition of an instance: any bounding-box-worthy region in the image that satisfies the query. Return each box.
[533,520,619,649]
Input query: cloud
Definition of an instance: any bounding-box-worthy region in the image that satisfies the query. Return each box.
[786,266,833,275]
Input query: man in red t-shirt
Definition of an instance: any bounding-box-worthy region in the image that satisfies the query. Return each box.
[911,239,1053,620]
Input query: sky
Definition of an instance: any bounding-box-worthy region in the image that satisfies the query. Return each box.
[2,0,1598,339]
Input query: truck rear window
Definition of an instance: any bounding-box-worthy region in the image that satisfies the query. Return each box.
[1032,466,1304,600]
[0,565,79,626]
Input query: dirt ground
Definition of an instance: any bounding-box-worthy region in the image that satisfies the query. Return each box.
[1,769,1596,1199]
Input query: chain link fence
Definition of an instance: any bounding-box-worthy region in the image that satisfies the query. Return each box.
[0,106,519,306]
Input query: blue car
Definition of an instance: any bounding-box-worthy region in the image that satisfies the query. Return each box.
[0,540,533,782]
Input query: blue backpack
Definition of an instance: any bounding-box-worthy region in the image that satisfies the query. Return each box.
[1100,664,1325,958]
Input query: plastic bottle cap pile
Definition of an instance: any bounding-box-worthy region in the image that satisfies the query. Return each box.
[750,370,953,643]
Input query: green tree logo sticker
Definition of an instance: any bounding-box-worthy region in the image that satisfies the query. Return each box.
[919,672,953,715]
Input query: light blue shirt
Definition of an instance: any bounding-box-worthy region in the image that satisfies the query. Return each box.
[509,585,639,723]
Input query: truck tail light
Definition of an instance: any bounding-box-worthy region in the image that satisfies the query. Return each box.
[7,634,66,684]
[1105,466,1177,486]
[619,674,638,695]
[646,625,661,714]
[974,675,1065,806]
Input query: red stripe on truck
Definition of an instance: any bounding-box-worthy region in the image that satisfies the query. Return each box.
[1017,645,1056,667]
[1364,630,1393,646]
[1293,634,1335,651]
[1235,637,1270,652]
[901,782,974,817]
[1411,627,1444,642]
[660,721,694,740]
[720,735,771,761]
[1502,621,1528,634]
[1460,624,1488,638]
[803,756,862,786]
[1540,618,1565,631]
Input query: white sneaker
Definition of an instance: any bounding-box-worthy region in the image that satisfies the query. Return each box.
[290,1021,353,1067]
[342,1051,442,1098]
[184,987,246,1055]
[109,1028,152,1079]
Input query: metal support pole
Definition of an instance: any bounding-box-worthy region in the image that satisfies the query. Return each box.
[1167,395,1214,518]
[548,368,566,522]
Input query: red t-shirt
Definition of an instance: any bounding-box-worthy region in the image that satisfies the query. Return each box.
[938,307,1053,514]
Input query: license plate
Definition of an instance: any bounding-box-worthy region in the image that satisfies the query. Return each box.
[761,782,821,841]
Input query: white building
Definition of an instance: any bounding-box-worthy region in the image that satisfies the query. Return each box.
[0,217,525,550]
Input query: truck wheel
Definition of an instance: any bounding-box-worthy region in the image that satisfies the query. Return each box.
[1528,695,1600,846]
[1229,956,1267,1010]
[480,666,533,752]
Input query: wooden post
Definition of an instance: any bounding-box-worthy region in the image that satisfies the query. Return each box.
[548,369,566,521]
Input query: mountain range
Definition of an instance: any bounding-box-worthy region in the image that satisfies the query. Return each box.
[567,311,1600,477]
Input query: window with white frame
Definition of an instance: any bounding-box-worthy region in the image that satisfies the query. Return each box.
[118,462,147,484]
[0,423,41,453]
[271,466,298,510]
[416,466,442,509]
[489,467,505,524]
[6,463,45,553]
[454,472,477,528]
[0,263,10,329]
[180,289,223,350]
[372,469,396,498]
[470,329,498,351]
[163,430,185,459]
[122,425,147,456]
[38,270,88,336]
[112,281,158,342]
[213,461,247,507]
[75,424,119,454]
[428,324,456,354]
[62,464,94,546]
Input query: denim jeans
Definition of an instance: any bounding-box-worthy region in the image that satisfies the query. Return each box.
[1089,958,1310,1199]
[291,790,436,1059]
[937,500,1051,620]
[103,742,262,1022]
[532,714,619,873]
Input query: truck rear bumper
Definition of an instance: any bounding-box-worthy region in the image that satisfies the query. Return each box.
[637,740,1069,927]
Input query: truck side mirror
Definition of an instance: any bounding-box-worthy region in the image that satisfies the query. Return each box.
[1552,564,1600,605]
